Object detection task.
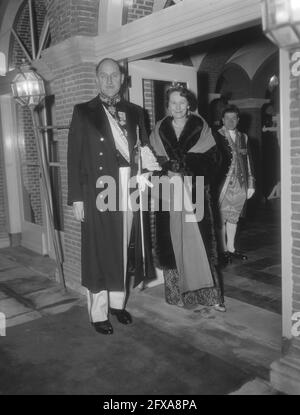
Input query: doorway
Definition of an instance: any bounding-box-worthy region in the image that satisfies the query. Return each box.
[127,26,283,373]
[128,59,197,286]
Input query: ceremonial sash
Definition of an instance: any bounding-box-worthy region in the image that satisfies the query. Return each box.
[103,105,130,163]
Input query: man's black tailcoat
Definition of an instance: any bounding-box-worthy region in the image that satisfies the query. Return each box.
[67,96,154,292]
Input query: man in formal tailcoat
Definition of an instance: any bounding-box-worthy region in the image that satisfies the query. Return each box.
[67,58,158,334]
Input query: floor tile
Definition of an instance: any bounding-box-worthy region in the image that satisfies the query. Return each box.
[0,298,32,319]
[0,267,41,282]
[24,286,79,311]
[3,275,55,295]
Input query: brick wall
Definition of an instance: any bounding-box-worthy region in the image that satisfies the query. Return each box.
[50,64,97,291]
[127,0,155,23]
[199,48,241,95]
[44,1,157,289]
[17,105,43,225]
[126,1,156,131]
[46,0,99,45]
[143,79,155,132]
[291,48,300,344]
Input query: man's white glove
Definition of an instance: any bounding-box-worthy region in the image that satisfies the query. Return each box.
[140,146,161,171]
[72,201,84,222]
[136,172,153,192]
[247,188,255,199]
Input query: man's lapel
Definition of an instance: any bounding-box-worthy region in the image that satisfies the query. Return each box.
[87,97,138,160]
[87,96,117,153]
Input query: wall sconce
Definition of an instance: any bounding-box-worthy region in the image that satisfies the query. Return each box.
[261,0,300,48]
[11,62,45,107]
[11,62,66,291]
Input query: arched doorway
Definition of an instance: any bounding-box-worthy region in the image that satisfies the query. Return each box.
[0,0,60,255]
[215,45,279,205]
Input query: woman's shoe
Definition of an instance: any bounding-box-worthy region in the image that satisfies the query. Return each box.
[214,303,226,312]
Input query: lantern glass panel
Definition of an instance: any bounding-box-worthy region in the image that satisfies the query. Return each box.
[265,32,276,44]
[271,26,299,47]
[15,81,24,96]
[261,1,267,31]
[271,0,290,26]
[266,0,277,27]
[38,79,45,94]
[11,83,18,98]
[11,66,45,107]
[291,0,300,21]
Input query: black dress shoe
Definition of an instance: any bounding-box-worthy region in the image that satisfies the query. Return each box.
[92,320,113,335]
[230,250,248,260]
[220,251,232,265]
[110,308,132,325]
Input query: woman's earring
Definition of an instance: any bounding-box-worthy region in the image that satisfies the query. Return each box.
[187,107,191,116]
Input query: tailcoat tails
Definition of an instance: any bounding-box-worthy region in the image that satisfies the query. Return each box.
[67,96,155,293]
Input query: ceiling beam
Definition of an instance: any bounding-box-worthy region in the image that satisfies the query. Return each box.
[34,0,262,80]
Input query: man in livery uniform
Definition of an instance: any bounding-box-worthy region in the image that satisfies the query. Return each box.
[67,58,158,334]
[213,105,255,264]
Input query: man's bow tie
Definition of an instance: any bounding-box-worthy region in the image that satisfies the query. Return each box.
[99,93,121,107]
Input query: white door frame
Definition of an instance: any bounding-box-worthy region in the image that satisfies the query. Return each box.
[0,94,21,244]
[128,59,198,287]
[0,93,48,254]
[13,103,47,254]
[129,60,197,107]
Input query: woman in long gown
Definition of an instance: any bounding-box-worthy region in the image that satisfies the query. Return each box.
[150,85,225,311]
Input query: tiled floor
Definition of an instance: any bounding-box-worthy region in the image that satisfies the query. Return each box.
[223,199,281,315]
[0,248,82,328]
[0,200,282,394]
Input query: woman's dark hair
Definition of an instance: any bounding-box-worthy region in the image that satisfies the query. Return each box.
[221,104,240,119]
[166,84,197,112]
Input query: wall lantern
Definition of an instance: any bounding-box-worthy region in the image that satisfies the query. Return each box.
[11,62,66,291]
[11,62,45,107]
[261,0,300,48]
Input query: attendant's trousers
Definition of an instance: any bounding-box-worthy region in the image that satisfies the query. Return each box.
[87,167,133,322]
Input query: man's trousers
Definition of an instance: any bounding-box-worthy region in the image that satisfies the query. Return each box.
[87,167,133,322]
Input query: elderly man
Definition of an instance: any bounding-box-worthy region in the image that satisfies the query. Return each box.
[67,58,158,334]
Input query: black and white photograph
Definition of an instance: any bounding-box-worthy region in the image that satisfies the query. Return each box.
[0,0,299,398]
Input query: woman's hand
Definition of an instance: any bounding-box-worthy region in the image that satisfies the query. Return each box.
[162,159,186,174]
